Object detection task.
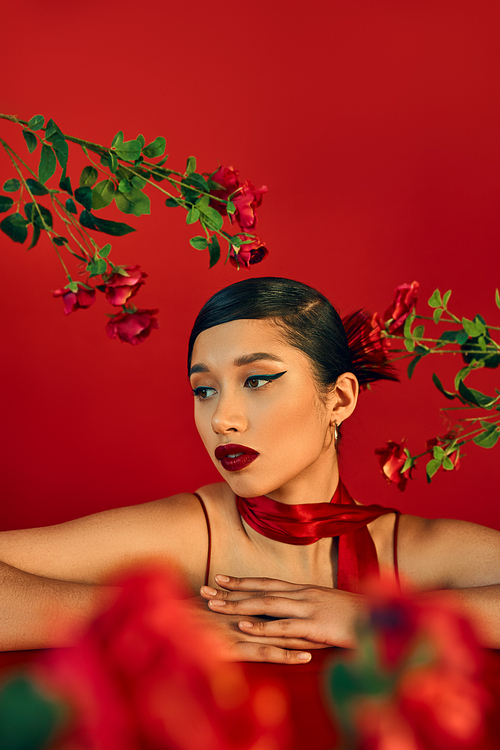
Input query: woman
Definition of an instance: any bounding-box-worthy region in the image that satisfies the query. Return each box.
[0,277,499,658]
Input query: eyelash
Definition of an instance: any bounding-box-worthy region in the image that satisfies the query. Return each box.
[192,372,286,400]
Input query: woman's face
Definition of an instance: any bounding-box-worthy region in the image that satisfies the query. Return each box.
[189,318,342,501]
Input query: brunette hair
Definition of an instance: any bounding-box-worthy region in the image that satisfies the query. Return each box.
[187,277,398,390]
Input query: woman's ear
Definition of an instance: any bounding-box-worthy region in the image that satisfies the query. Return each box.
[328,372,359,426]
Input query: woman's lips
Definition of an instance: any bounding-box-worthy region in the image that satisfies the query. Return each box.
[214,443,259,472]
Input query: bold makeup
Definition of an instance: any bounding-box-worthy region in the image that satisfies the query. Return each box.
[214,443,259,472]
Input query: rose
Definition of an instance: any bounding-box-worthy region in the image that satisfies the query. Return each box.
[103,265,147,307]
[36,566,289,750]
[231,180,267,231]
[375,440,412,491]
[384,281,419,335]
[106,309,159,345]
[53,286,96,315]
[209,166,240,215]
[229,236,268,269]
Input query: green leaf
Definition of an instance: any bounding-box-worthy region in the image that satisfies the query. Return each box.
[428,289,442,308]
[79,210,136,236]
[473,425,500,449]
[22,130,38,153]
[185,156,196,175]
[74,186,93,211]
[143,136,166,158]
[413,325,424,339]
[117,179,130,193]
[442,456,455,470]
[165,197,181,207]
[99,243,111,258]
[92,180,115,210]
[458,380,498,409]
[443,290,452,307]
[227,200,236,214]
[114,187,150,217]
[25,178,49,196]
[3,178,20,192]
[38,144,56,183]
[401,456,414,473]
[432,373,456,400]
[27,114,44,130]
[496,289,500,311]
[189,236,208,250]
[109,151,118,173]
[208,235,221,268]
[407,355,422,379]
[0,675,62,750]
[456,330,468,345]
[426,458,441,482]
[462,317,481,337]
[187,173,207,191]
[0,197,16,218]
[0,213,28,242]
[50,135,68,170]
[115,139,142,161]
[67,281,79,293]
[403,310,416,339]
[25,203,53,229]
[52,236,68,246]
[131,174,147,189]
[59,174,73,195]
[454,364,476,390]
[432,445,445,460]
[404,338,415,352]
[28,224,41,249]
[157,154,169,167]
[66,198,77,214]
[198,204,224,231]
[433,307,443,323]
[45,118,63,140]
[80,166,98,187]
[112,130,124,148]
[186,207,200,224]
[473,315,487,335]
[136,134,145,147]
[87,257,107,277]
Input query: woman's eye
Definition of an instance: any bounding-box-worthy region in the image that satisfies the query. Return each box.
[245,376,271,389]
[193,387,217,400]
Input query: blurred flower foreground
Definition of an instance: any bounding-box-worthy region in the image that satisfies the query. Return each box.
[0,566,289,750]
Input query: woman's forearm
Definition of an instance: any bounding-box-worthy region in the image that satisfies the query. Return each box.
[0,560,114,651]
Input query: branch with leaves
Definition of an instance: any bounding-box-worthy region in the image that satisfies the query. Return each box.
[0,113,268,344]
[367,283,500,488]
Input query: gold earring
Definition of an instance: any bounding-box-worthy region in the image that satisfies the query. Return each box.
[334,421,339,446]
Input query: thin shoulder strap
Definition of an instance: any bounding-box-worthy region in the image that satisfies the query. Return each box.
[193,492,212,587]
[393,510,401,591]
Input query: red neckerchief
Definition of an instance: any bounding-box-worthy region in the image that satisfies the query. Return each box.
[236,481,398,592]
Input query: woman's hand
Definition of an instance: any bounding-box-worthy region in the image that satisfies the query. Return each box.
[200,575,365,650]
[185,596,315,663]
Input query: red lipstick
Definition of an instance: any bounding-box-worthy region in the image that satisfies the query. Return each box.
[215,443,259,472]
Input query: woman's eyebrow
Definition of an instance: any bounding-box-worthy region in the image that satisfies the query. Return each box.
[189,352,283,377]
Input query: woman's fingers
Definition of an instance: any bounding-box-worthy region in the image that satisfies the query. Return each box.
[208,594,307,618]
[237,617,322,643]
[214,575,308,592]
[233,641,312,664]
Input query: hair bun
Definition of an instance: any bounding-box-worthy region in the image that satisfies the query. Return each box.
[342,310,399,388]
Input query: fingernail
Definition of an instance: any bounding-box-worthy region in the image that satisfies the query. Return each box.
[215,575,230,583]
[239,621,253,628]
[297,652,311,661]
[209,599,225,607]
[201,586,218,597]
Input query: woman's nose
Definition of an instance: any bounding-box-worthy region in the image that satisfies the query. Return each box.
[211,392,247,435]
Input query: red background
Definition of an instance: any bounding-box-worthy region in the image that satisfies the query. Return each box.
[1,0,499,532]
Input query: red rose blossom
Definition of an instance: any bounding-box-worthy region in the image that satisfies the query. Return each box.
[209,166,240,215]
[106,309,159,345]
[103,265,147,307]
[384,281,420,335]
[229,236,268,269]
[231,180,267,230]
[53,286,96,315]
[35,566,290,750]
[375,440,412,491]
